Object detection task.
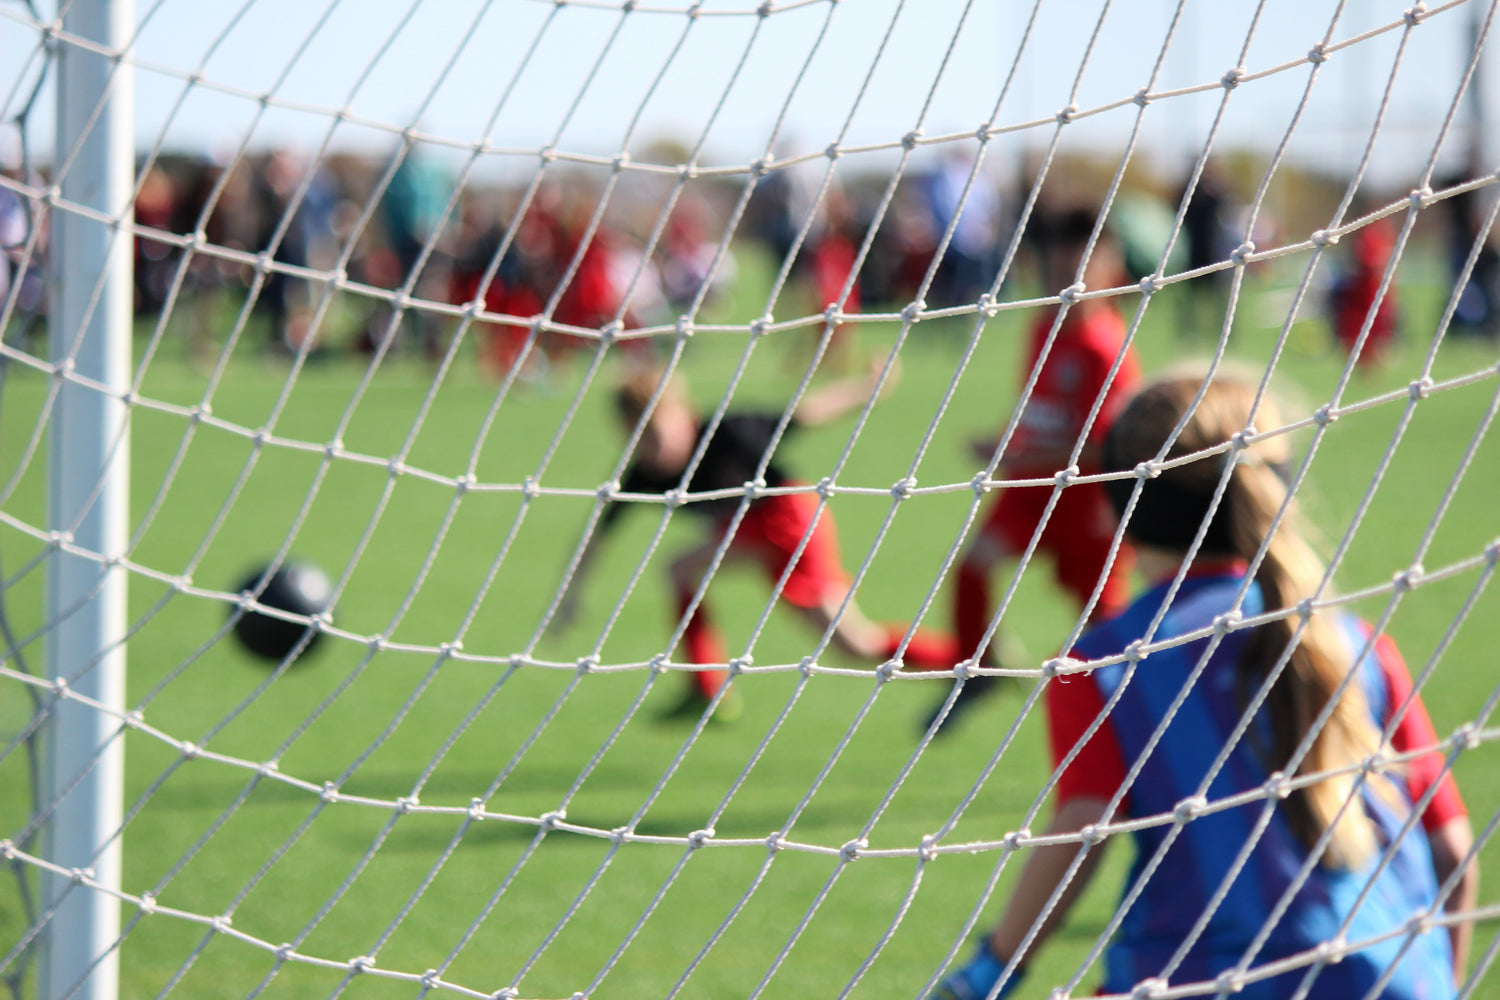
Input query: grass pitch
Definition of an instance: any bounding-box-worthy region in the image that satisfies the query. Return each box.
[1,248,1498,999]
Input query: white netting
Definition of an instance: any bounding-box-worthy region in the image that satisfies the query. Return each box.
[1,0,1498,998]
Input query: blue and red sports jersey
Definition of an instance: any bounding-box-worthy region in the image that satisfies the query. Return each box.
[1008,306,1141,475]
[1047,569,1464,999]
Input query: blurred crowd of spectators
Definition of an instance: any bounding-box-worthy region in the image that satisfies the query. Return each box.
[2,144,1496,378]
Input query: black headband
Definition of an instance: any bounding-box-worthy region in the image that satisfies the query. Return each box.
[1101,424,1290,554]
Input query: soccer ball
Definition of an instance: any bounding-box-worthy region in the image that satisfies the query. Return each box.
[230,560,333,663]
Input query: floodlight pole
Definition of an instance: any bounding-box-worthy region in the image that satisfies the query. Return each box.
[43,1,133,999]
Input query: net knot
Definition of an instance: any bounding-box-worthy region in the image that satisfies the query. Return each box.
[1173,795,1207,822]
[1053,465,1079,487]
[1221,65,1245,89]
[210,913,232,934]
[971,472,990,495]
[1133,87,1152,107]
[816,477,835,498]
[1405,3,1428,25]
[1078,824,1105,847]
[137,890,155,914]
[1312,403,1338,426]
[875,659,898,682]
[1409,185,1433,210]
[975,123,994,142]
[321,781,341,803]
[751,157,771,177]
[1307,43,1328,65]
[275,943,296,961]
[1137,273,1160,295]
[468,798,488,821]
[395,795,419,814]
[576,654,600,675]
[1452,723,1481,752]
[1056,103,1078,124]
[1058,282,1085,304]
[123,709,145,729]
[1311,228,1339,247]
[257,759,279,778]
[349,955,373,974]
[799,655,816,677]
[824,142,842,160]
[538,145,557,164]
[610,826,630,846]
[727,655,751,675]
[750,314,772,336]
[421,970,441,990]
[1230,241,1256,265]
[688,828,715,849]
[901,129,922,150]
[891,477,917,499]
[918,834,939,862]
[492,990,520,1000]
[1485,539,1500,565]
[1003,828,1030,850]
[976,292,999,317]
[1211,610,1241,635]
[1392,564,1424,592]
[458,473,478,495]
[180,741,200,760]
[368,635,387,653]
[823,302,842,325]
[1408,376,1434,400]
[743,477,765,499]
[839,838,867,862]
[676,161,698,181]
[901,300,925,322]
[540,810,566,831]
[675,315,695,338]
[1214,969,1246,995]
[757,0,775,16]
[1131,978,1166,999]
[597,480,620,502]
[766,831,786,853]
[664,488,685,508]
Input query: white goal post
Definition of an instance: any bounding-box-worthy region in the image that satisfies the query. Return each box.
[1,1,1498,1000]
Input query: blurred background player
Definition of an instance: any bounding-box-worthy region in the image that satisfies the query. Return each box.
[928,372,1475,1000]
[927,207,1141,734]
[551,361,959,722]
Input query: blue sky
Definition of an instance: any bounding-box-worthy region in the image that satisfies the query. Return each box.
[2,0,1493,186]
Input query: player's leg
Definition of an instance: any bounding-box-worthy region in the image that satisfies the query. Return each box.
[926,490,1040,734]
[664,536,738,720]
[741,491,959,669]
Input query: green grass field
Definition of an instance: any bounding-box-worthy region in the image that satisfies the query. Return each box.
[2,246,1498,999]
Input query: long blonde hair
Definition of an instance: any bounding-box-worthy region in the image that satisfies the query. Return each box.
[1105,373,1386,870]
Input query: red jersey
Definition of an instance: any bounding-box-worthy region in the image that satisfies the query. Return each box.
[1009,306,1140,474]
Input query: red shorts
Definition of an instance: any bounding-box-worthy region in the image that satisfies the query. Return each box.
[722,489,850,610]
[981,480,1132,616]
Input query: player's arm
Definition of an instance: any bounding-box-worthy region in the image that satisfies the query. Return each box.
[791,355,899,428]
[1428,815,1478,976]
[1370,630,1477,975]
[986,795,1114,970]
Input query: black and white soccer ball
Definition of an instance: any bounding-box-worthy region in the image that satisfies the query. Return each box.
[230,560,333,663]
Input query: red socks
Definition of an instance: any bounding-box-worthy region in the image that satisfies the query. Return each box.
[675,589,729,698]
[882,623,960,671]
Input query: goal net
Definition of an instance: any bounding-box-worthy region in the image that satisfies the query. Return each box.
[1,0,1496,998]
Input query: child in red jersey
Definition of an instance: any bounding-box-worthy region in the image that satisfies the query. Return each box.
[928,208,1142,734]
[552,361,960,722]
